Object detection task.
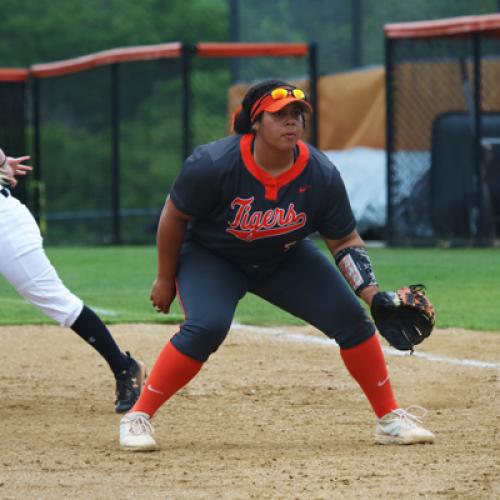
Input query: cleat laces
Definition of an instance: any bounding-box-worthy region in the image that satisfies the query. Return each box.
[128,415,154,437]
[387,405,428,427]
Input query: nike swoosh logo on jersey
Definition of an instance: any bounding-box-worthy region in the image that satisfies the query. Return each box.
[299,185,311,193]
[147,384,164,395]
[377,375,390,387]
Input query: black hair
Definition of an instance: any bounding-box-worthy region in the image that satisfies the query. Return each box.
[233,79,290,134]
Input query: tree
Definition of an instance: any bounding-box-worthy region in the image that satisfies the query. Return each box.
[0,0,228,66]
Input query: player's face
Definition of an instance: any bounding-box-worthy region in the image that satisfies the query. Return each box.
[257,103,305,151]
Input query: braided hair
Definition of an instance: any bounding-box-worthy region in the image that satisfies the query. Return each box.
[232,79,290,134]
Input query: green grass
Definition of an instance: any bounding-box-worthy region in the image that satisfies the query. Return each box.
[0,242,499,332]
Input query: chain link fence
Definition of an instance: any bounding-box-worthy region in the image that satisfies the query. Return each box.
[0,72,28,201]
[385,16,500,246]
[30,50,184,245]
[0,43,314,245]
[234,0,499,76]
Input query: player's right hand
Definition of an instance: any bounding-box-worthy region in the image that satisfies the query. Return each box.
[0,155,32,188]
[150,277,176,313]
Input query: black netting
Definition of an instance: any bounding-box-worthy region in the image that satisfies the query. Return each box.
[386,32,500,245]
[32,48,309,246]
[0,81,27,202]
[0,82,26,154]
[236,0,497,75]
[481,34,500,236]
[36,58,182,245]
[191,56,232,148]
[37,67,114,245]
[117,59,182,244]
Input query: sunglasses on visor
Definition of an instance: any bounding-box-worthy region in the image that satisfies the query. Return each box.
[250,87,307,121]
[269,87,306,100]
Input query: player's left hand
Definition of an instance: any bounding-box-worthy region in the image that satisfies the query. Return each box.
[370,284,435,352]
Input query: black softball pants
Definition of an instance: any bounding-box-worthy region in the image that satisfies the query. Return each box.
[171,239,375,362]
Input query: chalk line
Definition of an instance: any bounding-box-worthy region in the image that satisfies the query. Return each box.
[231,323,500,370]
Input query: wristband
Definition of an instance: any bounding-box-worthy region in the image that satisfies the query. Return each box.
[335,246,378,296]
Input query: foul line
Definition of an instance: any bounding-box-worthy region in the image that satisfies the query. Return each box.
[91,307,118,317]
[231,323,500,370]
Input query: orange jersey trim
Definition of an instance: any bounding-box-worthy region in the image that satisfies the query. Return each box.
[240,134,310,202]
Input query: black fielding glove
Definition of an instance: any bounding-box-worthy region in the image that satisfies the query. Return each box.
[370,284,435,352]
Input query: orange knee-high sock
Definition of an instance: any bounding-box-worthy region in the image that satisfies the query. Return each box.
[131,341,203,417]
[339,334,398,418]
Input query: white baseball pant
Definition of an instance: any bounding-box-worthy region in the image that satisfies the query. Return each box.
[0,190,83,327]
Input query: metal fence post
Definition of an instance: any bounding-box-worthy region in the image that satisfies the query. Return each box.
[308,42,318,148]
[182,43,193,161]
[384,36,394,245]
[32,76,43,228]
[351,0,362,68]
[473,31,494,245]
[110,63,121,245]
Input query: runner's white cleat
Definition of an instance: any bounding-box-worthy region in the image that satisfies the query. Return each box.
[375,406,435,445]
[119,411,159,451]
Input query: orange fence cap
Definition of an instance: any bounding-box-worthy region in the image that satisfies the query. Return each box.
[0,68,29,82]
[385,13,500,39]
[196,42,309,58]
[31,42,183,78]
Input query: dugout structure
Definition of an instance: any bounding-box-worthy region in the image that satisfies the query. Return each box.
[0,42,316,245]
[385,14,500,246]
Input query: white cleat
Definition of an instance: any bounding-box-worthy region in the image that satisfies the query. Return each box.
[375,406,435,445]
[119,411,159,451]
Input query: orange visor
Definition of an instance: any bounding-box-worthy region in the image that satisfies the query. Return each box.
[250,87,312,122]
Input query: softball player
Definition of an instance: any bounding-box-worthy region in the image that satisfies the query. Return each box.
[120,80,434,450]
[0,148,144,413]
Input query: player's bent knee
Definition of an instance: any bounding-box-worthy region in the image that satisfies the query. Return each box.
[171,319,232,362]
[330,313,376,350]
[47,298,83,328]
[12,261,84,327]
[336,327,376,349]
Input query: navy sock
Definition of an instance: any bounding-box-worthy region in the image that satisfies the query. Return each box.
[71,305,130,377]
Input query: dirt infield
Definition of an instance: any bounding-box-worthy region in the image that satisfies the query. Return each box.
[1,324,498,499]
